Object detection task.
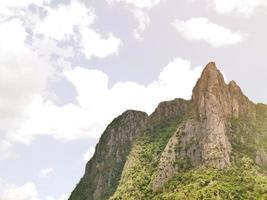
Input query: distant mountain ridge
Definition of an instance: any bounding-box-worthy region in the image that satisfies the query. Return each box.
[69,62,267,200]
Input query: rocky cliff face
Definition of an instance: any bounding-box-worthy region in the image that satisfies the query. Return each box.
[69,62,267,200]
[153,62,256,189]
[190,62,255,169]
[148,98,189,125]
[69,110,148,200]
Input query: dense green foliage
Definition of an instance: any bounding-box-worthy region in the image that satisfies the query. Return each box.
[111,117,184,200]
[230,104,267,169]
[153,157,267,200]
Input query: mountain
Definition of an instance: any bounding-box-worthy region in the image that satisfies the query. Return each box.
[69,62,267,200]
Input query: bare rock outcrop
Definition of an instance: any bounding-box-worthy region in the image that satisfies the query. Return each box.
[148,98,189,125]
[153,62,256,190]
[190,62,232,169]
[152,126,181,190]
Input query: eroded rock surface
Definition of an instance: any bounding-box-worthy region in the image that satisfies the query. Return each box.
[69,110,148,200]
[153,62,256,190]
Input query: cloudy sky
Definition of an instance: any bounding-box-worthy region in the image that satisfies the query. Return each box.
[0,0,267,199]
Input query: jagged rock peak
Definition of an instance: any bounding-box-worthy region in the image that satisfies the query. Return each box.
[189,62,255,167]
[191,62,256,164]
[199,61,223,78]
[193,61,225,91]
[192,62,255,120]
[153,63,235,190]
[192,62,229,120]
[193,63,223,100]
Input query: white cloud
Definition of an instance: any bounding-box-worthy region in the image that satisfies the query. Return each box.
[7,94,109,143]
[0,180,67,200]
[0,140,20,160]
[0,0,122,144]
[1,0,121,61]
[0,0,45,16]
[0,9,73,157]
[172,17,247,47]
[0,18,54,128]
[0,141,12,153]
[4,58,202,143]
[35,1,95,40]
[132,9,150,40]
[0,3,77,137]
[83,147,95,162]
[0,17,75,147]
[80,28,121,59]
[207,0,267,17]
[40,168,54,177]
[46,194,68,200]
[0,181,40,200]
[107,0,163,39]
[31,37,74,60]
[107,0,162,9]
[34,0,121,59]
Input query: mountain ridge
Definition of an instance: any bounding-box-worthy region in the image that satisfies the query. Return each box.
[69,62,267,200]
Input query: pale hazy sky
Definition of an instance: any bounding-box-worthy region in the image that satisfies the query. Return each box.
[0,0,267,200]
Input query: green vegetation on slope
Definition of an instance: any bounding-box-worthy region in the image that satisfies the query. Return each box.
[153,157,267,200]
[229,103,267,170]
[255,104,267,151]
[110,117,184,200]
[110,104,267,200]
[69,111,148,200]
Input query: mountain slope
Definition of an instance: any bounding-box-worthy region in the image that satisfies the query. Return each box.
[69,62,267,200]
[69,110,148,200]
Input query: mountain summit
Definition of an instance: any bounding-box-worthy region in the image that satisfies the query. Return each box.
[69,62,267,200]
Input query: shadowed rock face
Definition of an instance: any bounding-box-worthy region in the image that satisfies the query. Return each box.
[68,110,148,200]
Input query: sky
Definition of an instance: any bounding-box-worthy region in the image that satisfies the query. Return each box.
[0,0,267,199]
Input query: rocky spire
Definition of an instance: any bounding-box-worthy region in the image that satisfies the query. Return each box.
[153,62,256,190]
[192,62,232,120]
[192,62,255,120]
[191,62,232,169]
[186,62,257,166]
[190,62,255,168]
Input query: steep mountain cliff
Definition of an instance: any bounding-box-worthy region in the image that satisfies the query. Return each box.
[69,62,267,200]
[69,110,148,200]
